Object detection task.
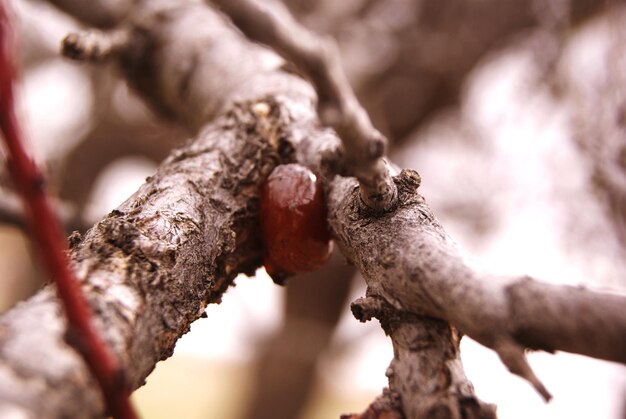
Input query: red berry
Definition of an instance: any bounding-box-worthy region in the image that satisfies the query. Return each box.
[259,163,332,284]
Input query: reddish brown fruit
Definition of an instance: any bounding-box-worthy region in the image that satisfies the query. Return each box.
[259,163,332,284]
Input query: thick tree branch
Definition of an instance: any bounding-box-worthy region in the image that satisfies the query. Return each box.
[0,5,336,417]
[0,96,291,417]
[3,2,493,417]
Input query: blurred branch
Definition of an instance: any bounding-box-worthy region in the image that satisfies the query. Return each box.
[568,6,626,247]
[243,250,355,419]
[42,0,130,28]
[0,187,37,231]
[55,66,187,215]
[0,186,89,232]
[290,0,612,142]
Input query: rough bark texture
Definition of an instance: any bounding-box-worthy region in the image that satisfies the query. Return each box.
[330,173,626,363]
[328,172,626,403]
[351,296,496,419]
[0,5,345,417]
[0,96,293,417]
[1,1,626,418]
[1,2,492,416]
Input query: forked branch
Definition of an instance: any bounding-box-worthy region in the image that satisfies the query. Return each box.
[212,0,397,212]
[0,1,625,418]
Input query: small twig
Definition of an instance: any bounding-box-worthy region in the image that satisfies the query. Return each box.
[0,5,136,419]
[62,29,130,62]
[212,0,397,212]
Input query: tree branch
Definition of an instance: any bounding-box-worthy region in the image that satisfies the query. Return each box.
[0,5,338,417]
[328,172,626,402]
[44,0,130,29]
[0,96,287,417]
[213,0,397,212]
[62,28,131,62]
[351,295,497,418]
[4,2,489,417]
[0,186,89,233]
[0,4,135,417]
[280,0,611,142]
[1,1,625,418]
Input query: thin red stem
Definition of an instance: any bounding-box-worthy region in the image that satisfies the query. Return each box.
[0,5,137,418]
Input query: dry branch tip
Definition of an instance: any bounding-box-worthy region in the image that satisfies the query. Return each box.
[495,338,552,402]
[61,29,130,63]
[351,296,386,322]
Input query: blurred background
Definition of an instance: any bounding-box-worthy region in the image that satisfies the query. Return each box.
[1,0,626,418]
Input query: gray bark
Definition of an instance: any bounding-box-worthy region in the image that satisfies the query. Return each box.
[0,1,625,418]
[0,96,295,417]
[330,172,626,414]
